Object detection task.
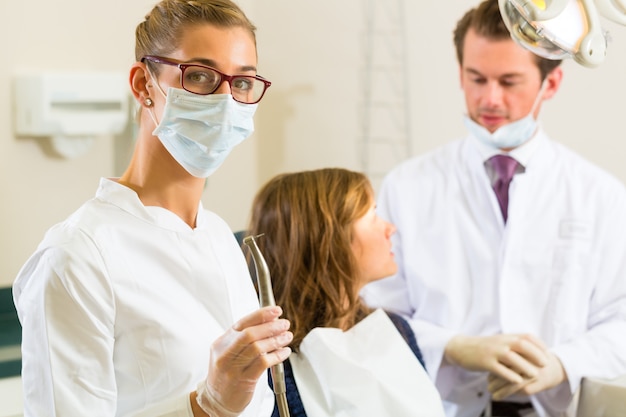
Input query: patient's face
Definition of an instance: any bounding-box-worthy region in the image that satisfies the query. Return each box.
[350,201,397,287]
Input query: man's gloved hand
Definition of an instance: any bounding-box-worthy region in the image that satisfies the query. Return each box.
[487,351,567,400]
[195,306,292,416]
[444,334,549,385]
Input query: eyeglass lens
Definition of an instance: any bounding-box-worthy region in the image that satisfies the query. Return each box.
[182,65,265,104]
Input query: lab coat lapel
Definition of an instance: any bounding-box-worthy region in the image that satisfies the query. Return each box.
[456,139,505,284]
[458,139,504,233]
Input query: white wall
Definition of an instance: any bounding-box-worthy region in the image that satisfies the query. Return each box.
[0,0,149,288]
[2,0,626,287]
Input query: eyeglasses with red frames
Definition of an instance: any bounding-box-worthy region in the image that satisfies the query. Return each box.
[141,55,271,104]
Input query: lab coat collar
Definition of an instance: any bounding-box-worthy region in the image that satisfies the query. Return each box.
[96,178,207,232]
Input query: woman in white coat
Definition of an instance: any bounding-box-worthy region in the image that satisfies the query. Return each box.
[13,1,292,416]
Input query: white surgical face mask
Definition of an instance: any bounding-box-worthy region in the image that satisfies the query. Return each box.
[463,113,537,150]
[149,87,257,178]
[463,80,547,150]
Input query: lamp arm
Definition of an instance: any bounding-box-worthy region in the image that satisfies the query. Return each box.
[575,0,608,67]
[595,0,626,25]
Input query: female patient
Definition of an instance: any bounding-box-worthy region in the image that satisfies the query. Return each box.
[247,168,445,417]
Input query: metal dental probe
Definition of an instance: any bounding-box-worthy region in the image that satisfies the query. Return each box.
[243,234,290,417]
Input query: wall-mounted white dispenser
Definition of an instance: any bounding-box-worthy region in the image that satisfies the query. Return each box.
[13,72,129,158]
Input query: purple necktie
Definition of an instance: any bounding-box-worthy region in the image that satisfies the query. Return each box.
[488,154,520,222]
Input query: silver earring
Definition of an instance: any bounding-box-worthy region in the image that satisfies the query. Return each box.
[144,98,153,107]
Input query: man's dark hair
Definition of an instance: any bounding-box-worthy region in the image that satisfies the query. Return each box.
[453,0,562,79]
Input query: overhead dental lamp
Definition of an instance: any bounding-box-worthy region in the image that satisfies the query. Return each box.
[498,0,626,67]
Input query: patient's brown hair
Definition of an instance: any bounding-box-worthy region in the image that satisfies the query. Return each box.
[248,168,374,351]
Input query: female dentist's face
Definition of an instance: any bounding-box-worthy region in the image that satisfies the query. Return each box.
[146,23,258,116]
[351,201,397,288]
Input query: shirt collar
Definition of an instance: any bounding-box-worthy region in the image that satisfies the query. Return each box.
[470,126,545,168]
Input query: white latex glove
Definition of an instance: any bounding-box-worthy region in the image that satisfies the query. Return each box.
[195,306,292,417]
[444,334,549,384]
[487,351,567,400]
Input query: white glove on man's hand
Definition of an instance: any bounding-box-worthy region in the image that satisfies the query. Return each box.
[487,351,567,400]
[444,333,549,385]
[195,306,292,416]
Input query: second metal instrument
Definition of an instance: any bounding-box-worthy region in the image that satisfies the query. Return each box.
[243,234,290,417]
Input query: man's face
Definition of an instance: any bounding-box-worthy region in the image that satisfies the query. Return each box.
[459,28,547,133]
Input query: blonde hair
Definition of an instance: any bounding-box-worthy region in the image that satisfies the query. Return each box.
[135,0,256,69]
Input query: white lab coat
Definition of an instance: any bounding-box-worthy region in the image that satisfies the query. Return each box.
[362,131,626,417]
[13,178,274,417]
